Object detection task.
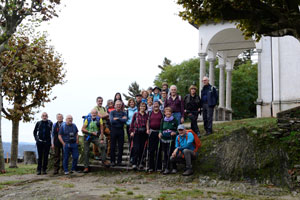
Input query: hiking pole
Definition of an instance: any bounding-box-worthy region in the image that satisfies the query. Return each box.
[127,134,134,171]
[145,131,151,172]
[155,138,161,171]
[166,139,173,171]
[139,137,148,169]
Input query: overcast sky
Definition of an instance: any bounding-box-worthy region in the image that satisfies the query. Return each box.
[2,0,199,143]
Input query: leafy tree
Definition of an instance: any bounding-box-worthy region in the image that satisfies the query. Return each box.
[231,61,258,119]
[234,49,254,68]
[176,0,300,40]
[123,81,141,101]
[158,57,172,71]
[0,0,61,173]
[0,32,66,168]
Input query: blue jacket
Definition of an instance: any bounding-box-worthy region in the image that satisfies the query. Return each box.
[175,131,195,151]
[126,106,138,125]
[201,84,218,107]
[153,93,161,102]
[109,110,127,128]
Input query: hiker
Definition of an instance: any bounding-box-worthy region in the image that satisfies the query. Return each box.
[141,90,149,104]
[109,100,127,166]
[162,82,169,95]
[147,87,154,98]
[33,112,53,175]
[135,94,142,110]
[158,107,178,174]
[159,90,167,111]
[106,99,115,113]
[114,92,124,110]
[170,124,199,176]
[147,96,153,113]
[164,85,184,124]
[184,85,202,137]
[51,113,64,175]
[94,96,111,158]
[129,102,149,170]
[201,76,218,135]
[148,101,163,172]
[82,109,110,173]
[126,98,138,146]
[58,115,79,175]
[153,86,161,102]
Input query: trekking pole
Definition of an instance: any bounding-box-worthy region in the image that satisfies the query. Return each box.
[127,135,134,171]
[145,131,151,172]
[166,139,173,171]
[139,137,148,168]
[155,139,161,171]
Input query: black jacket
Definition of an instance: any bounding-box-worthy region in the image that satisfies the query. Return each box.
[201,84,218,107]
[52,121,63,147]
[184,94,201,112]
[33,120,53,144]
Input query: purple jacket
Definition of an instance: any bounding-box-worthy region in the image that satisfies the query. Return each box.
[164,95,184,116]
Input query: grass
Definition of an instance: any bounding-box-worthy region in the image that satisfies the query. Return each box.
[159,189,204,200]
[126,191,134,195]
[62,183,75,188]
[1,164,36,176]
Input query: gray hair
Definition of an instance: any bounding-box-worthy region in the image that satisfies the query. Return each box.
[170,85,177,90]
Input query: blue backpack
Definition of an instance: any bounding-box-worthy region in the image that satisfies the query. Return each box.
[82,113,101,127]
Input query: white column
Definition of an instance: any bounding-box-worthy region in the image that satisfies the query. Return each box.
[199,53,207,94]
[218,64,226,108]
[208,58,216,86]
[256,49,263,118]
[225,68,233,110]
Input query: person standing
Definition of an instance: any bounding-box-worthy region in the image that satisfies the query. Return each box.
[147,97,153,113]
[129,102,149,170]
[159,90,167,111]
[126,98,138,145]
[158,107,178,175]
[135,94,142,110]
[51,113,64,175]
[153,87,161,102]
[184,85,202,137]
[164,85,184,124]
[94,96,111,158]
[82,109,110,173]
[162,82,169,95]
[58,115,79,175]
[109,100,127,166]
[141,90,149,104]
[33,112,53,175]
[201,77,218,135]
[147,101,163,172]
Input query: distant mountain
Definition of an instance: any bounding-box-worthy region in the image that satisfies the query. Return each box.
[3,142,37,158]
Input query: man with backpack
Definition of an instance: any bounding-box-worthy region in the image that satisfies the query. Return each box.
[164,85,184,124]
[82,109,110,173]
[58,115,79,175]
[201,76,218,135]
[170,124,201,176]
[33,112,53,175]
[51,113,64,175]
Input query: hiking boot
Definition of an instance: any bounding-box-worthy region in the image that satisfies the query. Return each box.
[182,168,193,176]
[83,168,89,173]
[64,171,69,175]
[148,168,154,173]
[171,169,177,174]
[36,171,41,175]
[53,170,59,175]
[117,162,125,166]
[132,165,137,170]
[42,170,47,175]
[102,160,110,168]
[110,162,116,167]
[138,164,144,170]
[163,169,170,175]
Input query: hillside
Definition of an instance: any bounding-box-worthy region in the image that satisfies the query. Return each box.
[3,142,37,158]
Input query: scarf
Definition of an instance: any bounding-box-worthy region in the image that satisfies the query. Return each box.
[164,115,174,122]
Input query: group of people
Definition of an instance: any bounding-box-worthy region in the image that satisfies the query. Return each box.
[33,77,218,176]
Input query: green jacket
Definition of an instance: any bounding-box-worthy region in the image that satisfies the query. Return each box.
[159,118,178,142]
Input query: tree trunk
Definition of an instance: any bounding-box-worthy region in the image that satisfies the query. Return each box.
[0,74,5,173]
[9,119,19,168]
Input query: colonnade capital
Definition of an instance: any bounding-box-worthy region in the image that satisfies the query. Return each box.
[198,52,207,58]
[207,58,216,62]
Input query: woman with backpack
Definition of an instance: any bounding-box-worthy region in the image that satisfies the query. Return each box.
[129,102,149,170]
[126,98,138,146]
[158,107,178,175]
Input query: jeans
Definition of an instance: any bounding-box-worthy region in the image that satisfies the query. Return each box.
[172,112,182,124]
[203,104,214,134]
[110,126,124,164]
[63,143,79,172]
[84,137,106,168]
[170,149,196,169]
[36,142,51,172]
[187,111,200,135]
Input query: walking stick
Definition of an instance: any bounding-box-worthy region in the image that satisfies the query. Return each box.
[139,135,149,169]
[155,139,161,171]
[145,131,151,172]
[166,139,173,171]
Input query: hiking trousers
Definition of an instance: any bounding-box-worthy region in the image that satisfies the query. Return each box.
[202,103,214,134]
[110,126,124,164]
[53,144,63,172]
[187,111,200,135]
[131,131,148,165]
[84,137,106,168]
[161,139,175,170]
[36,142,51,172]
[170,149,196,169]
[148,130,161,170]
[63,143,79,172]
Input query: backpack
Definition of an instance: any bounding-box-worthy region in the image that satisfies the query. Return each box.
[177,129,201,156]
[82,113,100,127]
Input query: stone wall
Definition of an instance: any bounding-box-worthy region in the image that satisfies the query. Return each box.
[277,105,300,134]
